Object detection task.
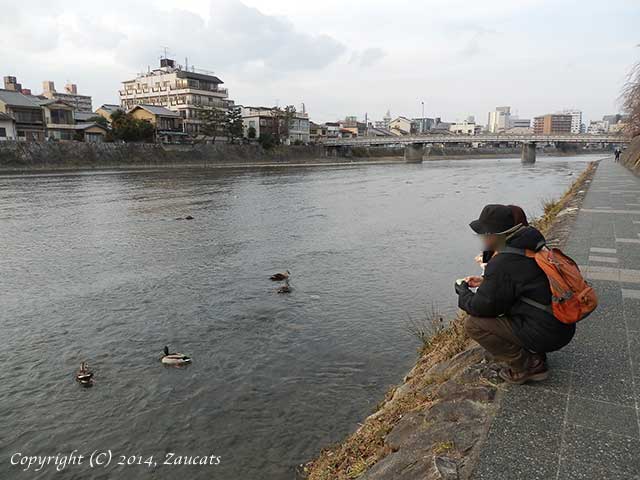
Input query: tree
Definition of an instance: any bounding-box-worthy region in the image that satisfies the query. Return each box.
[87,115,109,128]
[110,109,154,142]
[270,105,296,144]
[200,108,227,143]
[622,61,640,137]
[258,132,277,149]
[225,106,244,144]
[247,125,257,140]
[281,105,296,142]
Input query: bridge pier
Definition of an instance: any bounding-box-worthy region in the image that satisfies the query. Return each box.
[405,143,425,163]
[521,142,536,164]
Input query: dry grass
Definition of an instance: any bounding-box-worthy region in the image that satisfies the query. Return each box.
[404,302,446,352]
[531,162,596,235]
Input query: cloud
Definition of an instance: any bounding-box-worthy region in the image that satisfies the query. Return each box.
[0,0,345,74]
[456,27,498,59]
[349,47,386,68]
[104,0,346,74]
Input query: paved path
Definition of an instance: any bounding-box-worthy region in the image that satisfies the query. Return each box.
[473,158,640,480]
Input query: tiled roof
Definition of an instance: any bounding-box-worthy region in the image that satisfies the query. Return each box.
[0,89,42,108]
[131,104,181,117]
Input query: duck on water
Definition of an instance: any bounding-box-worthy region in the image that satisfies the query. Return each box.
[270,270,290,281]
[161,346,192,366]
[76,362,94,386]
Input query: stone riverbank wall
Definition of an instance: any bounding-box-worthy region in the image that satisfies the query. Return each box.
[0,142,327,170]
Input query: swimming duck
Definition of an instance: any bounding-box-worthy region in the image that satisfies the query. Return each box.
[270,270,290,281]
[76,362,94,385]
[277,280,292,294]
[161,346,192,366]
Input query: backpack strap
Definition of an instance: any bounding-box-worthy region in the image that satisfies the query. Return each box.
[520,296,554,314]
[501,246,533,257]
[501,240,546,257]
[501,244,554,315]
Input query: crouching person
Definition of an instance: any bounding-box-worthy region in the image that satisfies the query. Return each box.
[455,204,576,384]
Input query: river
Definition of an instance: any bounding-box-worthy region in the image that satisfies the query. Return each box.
[0,155,597,479]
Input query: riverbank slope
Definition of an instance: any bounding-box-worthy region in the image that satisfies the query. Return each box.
[621,135,640,174]
[301,161,599,480]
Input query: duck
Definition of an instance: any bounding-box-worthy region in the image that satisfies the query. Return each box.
[75,362,94,385]
[161,346,192,366]
[277,280,292,294]
[270,270,290,281]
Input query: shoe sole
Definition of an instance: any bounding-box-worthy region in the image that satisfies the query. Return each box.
[499,369,550,385]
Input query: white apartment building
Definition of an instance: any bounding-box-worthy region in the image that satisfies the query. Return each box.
[487,106,511,133]
[510,118,531,128]
[119,58,233,135]
[375,110,392,129]
[449,120,480,135]
[587,120,609,134]
[560,109,583,134]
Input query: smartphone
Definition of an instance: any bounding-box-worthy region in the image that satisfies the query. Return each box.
[482,250,495,264]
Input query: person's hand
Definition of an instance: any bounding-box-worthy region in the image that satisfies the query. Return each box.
[454,280,469,295]
[474,253,484,265]
[465,276,484,288]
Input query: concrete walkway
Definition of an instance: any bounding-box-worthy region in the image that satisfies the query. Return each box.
[473,158,640,480]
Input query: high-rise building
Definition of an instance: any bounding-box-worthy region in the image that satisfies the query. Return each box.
[487,106,511,133]
[559,109,583,134]
[533,114,572,135]
[119,57,234,135]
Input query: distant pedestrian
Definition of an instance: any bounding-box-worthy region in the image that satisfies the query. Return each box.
[614,148,621,162]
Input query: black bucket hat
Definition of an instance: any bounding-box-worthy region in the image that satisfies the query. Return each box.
[469,204,516,235]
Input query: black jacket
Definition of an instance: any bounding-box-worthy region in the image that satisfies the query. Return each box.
[458,226,575,353]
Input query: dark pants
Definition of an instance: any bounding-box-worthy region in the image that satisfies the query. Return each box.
[464,315,530,372]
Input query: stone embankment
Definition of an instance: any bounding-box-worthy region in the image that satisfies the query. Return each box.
[0,141,331,171]
[301,162,599,480]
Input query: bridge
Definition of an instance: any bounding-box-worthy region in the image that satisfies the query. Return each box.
[322,134,630,163]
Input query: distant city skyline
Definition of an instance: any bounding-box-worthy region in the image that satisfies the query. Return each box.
[1,0,638,124]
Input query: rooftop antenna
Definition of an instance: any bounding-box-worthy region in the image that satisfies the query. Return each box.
[185,57,188,71]
[161,46,170,59]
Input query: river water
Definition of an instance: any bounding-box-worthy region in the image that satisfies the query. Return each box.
[0,155,597,479]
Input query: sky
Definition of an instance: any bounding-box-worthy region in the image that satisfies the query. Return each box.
[0,0,638,124]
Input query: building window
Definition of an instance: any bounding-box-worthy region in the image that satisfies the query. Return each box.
[0,127,6,137]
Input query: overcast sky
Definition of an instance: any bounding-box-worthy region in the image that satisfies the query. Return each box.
[1,0,638,123]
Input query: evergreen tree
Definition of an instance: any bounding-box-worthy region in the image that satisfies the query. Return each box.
[225,107,244,144]
[200,108,227,143]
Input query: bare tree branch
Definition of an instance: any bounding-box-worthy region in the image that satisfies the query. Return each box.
[621,61,640,138]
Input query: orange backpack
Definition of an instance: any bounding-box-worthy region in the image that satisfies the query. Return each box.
[503,245,597,324]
